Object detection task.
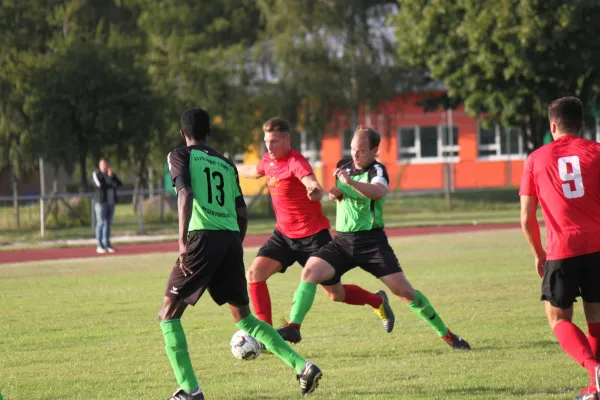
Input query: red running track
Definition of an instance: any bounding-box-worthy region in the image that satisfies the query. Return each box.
[0,223,521,264]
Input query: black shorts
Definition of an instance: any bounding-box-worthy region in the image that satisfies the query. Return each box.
[256,229,332,272]
[541,251,600,309]
[164,230,249,307]
[312,228,402,285]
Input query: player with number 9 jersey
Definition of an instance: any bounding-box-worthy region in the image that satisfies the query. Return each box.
[519,131,600,260]
[519,97,600,400]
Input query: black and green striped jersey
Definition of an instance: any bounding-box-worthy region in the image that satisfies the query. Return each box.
[334,159,389,233]
[167,144,246,233]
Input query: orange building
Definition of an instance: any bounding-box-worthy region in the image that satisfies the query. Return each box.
[319,91,531,191]
[239,90,538,194]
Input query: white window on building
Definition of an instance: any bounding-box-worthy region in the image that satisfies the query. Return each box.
[292,131,321,166]
[397,125,460,163]
[477,124,526,159]
[342,127,353,157]
[583,126,600,142]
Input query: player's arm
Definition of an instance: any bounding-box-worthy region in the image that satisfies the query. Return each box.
[234,165,249,242]
[236,206,248,242]
[334,166,388,200]
[168,151,194,259]
[301,174,324,201]
[236,164,264,179]
[290,155,323,201]
[177,186,194,255]
[520,195,546,276]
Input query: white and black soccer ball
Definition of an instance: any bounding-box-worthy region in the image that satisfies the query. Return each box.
[230,330,262,361]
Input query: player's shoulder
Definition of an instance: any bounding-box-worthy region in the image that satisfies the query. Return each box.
[288,149,309,162]
[336,157,353,169]
[167,146,191,164]
[202,146,237,169]
[368,161,389,176]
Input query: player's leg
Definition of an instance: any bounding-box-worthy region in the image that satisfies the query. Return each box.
[320,282,393,333]
[297,230,387,321]
[158,231,225,400]
[580,252,600,395]
[278,239,353,343]
[358,232,469,350]
[248,231,296,325]
[158,296,203,400]
[247,257,282,325]
[379,272,468,349]
[543,256,600,396]
[229,303,322,395]
[585,302,600,360]
[215,232,322,396]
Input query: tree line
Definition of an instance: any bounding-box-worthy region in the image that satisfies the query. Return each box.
[1,0,599,195]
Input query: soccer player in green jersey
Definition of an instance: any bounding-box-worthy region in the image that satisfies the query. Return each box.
[277,125,471,351]
[158,109,322,399]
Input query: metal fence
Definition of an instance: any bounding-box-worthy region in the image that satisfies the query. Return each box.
[0,188,179,239]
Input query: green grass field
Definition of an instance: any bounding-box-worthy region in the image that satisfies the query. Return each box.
[0,229,588,400]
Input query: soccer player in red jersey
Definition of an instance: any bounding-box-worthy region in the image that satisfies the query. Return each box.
[238,117,395,337]
[519,97,600,400]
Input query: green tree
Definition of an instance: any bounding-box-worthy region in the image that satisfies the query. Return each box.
[395,0,600,150]
[22,40,157,192]
[0,0,64,226]
[135,0,267,158]
[257,0,419,139]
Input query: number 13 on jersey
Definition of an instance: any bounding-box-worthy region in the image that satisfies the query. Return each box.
[558,156,585,199]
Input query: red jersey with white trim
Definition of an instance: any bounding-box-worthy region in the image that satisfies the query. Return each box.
[519,135,600,260]
[257,149,330,239]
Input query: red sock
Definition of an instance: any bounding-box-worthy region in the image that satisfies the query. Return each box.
[554,320,600,387]
[342,285,384,309]
[249,281,272,326]
[588,322,600,359]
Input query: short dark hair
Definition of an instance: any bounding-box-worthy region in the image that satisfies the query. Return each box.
[548,97,584,135]
[180,108,211,140]
[263,117,291,134]
[353,125,381,149]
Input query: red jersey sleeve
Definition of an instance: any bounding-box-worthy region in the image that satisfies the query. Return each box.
[289,152,314,179]
[519,155,537,196]
[257,154,267,175]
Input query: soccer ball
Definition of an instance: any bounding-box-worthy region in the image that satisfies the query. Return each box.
[230,330,262,360]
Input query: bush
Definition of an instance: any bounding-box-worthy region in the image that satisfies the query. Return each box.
[46,196,92,228]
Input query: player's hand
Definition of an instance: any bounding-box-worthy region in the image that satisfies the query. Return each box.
[306,185,322,201]
[333,168,352,186]
[178,253,194,277]
[329,187,343,201]
[535,252,546,278]
[107,168,113,176]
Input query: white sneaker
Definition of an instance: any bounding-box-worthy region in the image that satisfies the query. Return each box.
[106,247,116,253]
[96,247,107,254]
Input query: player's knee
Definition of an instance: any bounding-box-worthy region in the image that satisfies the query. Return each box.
[157,307,169,322]
[158,298,183,322]
[301,262,322,284]
[247,265,267,282]
[247,259,279,282]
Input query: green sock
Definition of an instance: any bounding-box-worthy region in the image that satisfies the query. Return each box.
[236,314,306,374]
[289,281,317,326]
[160,319,199,393]
[408,290,449,337]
